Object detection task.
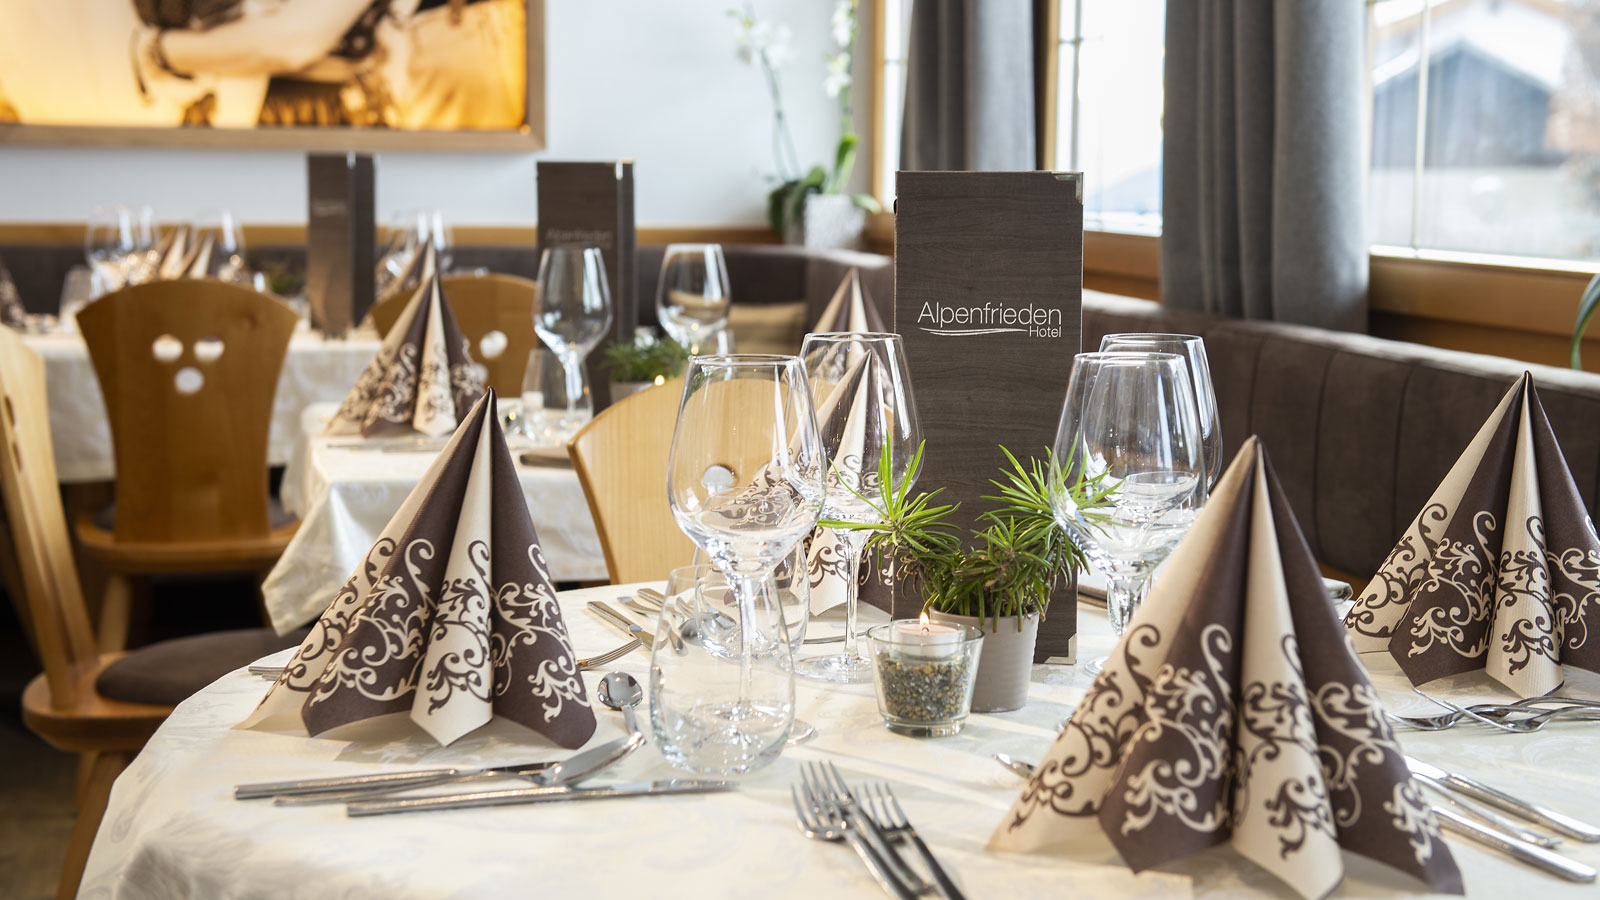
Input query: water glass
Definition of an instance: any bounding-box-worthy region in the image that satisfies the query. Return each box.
[650,572,795,775]
[680,544,810,653]
[655,243,731,354]
[520,345,590,444]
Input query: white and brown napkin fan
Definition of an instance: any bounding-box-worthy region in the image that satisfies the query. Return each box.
[802,348,890,614]
[327,249,483,437]
[1345,372,1600,698]
[991,437,1463,899]
[242,390,597,748]
[813,268,888,335]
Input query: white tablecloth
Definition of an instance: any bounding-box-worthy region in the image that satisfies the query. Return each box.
[24,328,382,484]
[81,586,1600,899]
[261,404,607,631]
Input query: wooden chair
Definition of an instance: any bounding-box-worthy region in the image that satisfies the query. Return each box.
[72,280,301,650]
[0,325,305,900]
[567,378,696,583]
[369,274,540,395]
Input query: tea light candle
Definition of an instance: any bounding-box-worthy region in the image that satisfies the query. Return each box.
[891,613,962,659]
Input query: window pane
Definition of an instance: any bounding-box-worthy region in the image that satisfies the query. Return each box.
[1072,0,1165,234]
[1369,0,1424,248]
[1374,0,1600,261]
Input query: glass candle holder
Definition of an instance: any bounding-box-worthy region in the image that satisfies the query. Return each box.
[867,619,984,737]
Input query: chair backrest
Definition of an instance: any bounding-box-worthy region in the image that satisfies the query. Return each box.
[0,326,99,707]
[76,280,299,542]
[440,274,541,395]
[567,378,697,583]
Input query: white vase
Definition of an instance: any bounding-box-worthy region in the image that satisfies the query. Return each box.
[784,194,866,250]
[926,609,1039,713]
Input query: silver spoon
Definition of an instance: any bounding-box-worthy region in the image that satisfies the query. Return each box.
[598,671,644,738]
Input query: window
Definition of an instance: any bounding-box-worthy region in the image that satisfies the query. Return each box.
[1369,0,1600,265]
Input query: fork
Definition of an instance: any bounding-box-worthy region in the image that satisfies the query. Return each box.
[792,784,918,899]
[1387,706,1600,732]
[860,783,967,900]
[803,763,931,894]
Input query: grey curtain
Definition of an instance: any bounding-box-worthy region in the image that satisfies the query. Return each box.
[1162,2,1369,332]
[900,0,1036,171]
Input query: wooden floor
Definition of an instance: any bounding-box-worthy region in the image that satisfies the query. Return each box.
[0,574,261,899]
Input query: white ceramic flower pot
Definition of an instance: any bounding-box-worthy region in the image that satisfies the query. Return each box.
[785,194,866,250]
[926,609,1039,713]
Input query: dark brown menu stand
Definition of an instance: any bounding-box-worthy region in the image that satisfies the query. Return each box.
[306,153,377,338]
[892,170,1084,663]
[536,160,637,411]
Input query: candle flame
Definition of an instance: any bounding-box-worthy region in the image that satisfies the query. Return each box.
[919,611,931,627]
[653,374,666,385]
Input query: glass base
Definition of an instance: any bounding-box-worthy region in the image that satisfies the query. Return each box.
[787,720,817,745]
[1083,656,1108,675]
[884,719,964,738]
[795,651,874,684]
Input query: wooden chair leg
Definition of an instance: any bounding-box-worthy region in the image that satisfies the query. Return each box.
[97,574,133,652]
[57,750,131,900]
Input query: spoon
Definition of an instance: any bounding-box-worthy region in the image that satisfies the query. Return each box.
[598,671,644,738]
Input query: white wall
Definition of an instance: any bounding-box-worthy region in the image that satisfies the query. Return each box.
[0,0,873,227]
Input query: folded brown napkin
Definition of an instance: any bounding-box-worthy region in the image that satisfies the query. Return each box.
[804,348,888,613]
[327,262,484,437]
[813,268,886,335]
[156,225,194,280]
[242,389,597,748]
[1345,373,1600,698]
[0,257,23,329]
[990,437,1462,899]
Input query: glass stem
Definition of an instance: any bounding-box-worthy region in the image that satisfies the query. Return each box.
[1105,574,1151,638]
[561,351,583,421]
[735,574,765,707]
[840,531,867,659]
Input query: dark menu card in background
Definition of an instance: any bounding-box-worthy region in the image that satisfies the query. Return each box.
[537,160,636,411]
[306,153,376,337]
[894,170,1084,662]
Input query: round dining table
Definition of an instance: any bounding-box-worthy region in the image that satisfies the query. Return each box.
[79,586,1600,899]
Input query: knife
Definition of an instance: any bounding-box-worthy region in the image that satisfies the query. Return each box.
[1413,773,1561,848]
[1407,756,1600,842]
[1432,805,1598,882]
[236,760,558,800]
[346,779,733,817]
[588,600,655,649]
[993,753,1038,779]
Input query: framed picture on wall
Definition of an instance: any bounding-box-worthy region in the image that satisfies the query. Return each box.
[0,0,545,150]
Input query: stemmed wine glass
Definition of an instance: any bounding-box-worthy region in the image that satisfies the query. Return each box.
[664,355,826,771]
[1050,352,1207,674]
[85,205,137,295]
[1100,333,1221,487]
[534,246,613,443]
[655,243,731,353]
[794,333,920,684]
[191,209,251,284]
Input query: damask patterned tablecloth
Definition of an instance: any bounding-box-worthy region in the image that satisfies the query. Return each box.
[22,327,382,484]
[261,404,606,631]
[80,587,1600,900]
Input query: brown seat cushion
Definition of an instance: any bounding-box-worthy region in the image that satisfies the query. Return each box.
[94,496,298,532]
[727,300,810,355]
[96,627,310,707]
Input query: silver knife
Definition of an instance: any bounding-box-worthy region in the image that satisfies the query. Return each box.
[588,600,655,649]
[1408,756,1600,842]
[1432,805,1597,882]
[346,779,733,817]
[1414,773,1561,848]
[236,760,557,800]
[993,753,1038,778]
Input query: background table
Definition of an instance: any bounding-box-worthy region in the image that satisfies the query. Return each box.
[24,327,382,484]
[262,404,607,631]
[81,586,1600,899]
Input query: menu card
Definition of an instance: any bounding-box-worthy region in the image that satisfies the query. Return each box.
[537,160,636,410]
[892,171,1083,661]
[306,153,377,337]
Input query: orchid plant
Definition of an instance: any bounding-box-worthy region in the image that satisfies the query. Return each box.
[731,1,882,237]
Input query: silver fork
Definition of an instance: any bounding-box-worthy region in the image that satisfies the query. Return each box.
[860,783,967,900]
[791,783,917,899]
[810,762,931,895]
[1387,705,1600,732]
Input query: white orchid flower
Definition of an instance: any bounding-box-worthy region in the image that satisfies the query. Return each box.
[824,52,852,98]
[831,0,855,47]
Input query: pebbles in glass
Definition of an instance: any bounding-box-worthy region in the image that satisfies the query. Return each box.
[867,621,983,737]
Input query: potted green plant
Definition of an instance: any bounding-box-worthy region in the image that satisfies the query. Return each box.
[602,333,689,401]
[827,444,1116,712]
[731,2,882,247]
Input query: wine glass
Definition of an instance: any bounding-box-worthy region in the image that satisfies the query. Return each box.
[125,206,161,285]
[655,243,731,353]
[534,246,613,443]
[793,333,921,684]
[664,355,826,772]
[1050,351,1207,674]
[85,205,136,295]
[191,209,251,284]
[426,209,454,274]
[1100,333,1221,488]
